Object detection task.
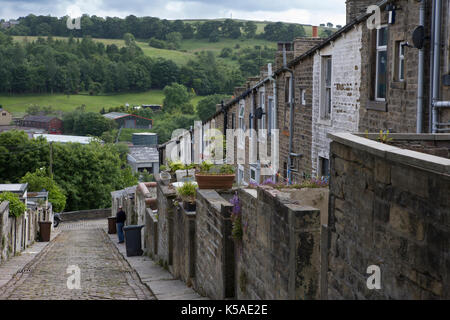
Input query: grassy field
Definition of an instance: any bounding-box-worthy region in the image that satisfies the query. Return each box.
[0,90,203,117]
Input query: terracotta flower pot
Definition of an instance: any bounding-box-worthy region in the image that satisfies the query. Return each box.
[195,173,235,190]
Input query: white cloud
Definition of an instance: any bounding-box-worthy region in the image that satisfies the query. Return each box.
[0,0,346,26]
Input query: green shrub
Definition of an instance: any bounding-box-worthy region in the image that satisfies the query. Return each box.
[176,182,197,203]
[0,192,26,217]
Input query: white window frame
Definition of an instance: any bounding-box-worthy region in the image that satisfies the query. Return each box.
[238,100,245,148]
[300,88,306,105]
[249,165,259,184]
[320,56,332,120]
[398,41,405,82]
[268,96,275,135]
[375,25,388,101]
[258,89,266,142]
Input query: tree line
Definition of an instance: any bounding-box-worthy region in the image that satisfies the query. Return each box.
[3,14,311,42]
[0,31,247,95]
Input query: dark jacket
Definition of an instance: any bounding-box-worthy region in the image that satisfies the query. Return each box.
[116,210,126,224]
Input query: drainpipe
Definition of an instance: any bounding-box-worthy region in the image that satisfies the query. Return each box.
[428,0,436,132]
[267,63,277,180]
[281,45,295,184]
[417,0,425,133]
[431,0,442,133]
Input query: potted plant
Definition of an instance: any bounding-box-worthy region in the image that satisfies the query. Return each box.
[177,164,196,183]
[176,181,197,211]
[195,161,236,190]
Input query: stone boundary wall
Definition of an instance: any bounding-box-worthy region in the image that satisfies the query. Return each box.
[355,133,450,160]
[61,208,111,221]
[144,208,158,258]
[0,202,39,265]
[172,205,196,285]
[327,132,450,299]
[194,189,234,300]
[155,176,176,267]
[236,187,322,300]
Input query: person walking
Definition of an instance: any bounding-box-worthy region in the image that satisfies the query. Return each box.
[116,206,126,244]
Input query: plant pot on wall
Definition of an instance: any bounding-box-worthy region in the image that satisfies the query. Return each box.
[195,173,235,190]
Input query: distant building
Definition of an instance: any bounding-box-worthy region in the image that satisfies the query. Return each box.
[0,108,12,126]
[33,134,101,145]
[19,115,63,134]
[141,104,162,111]
[127,146,159,175]
[132,133,158,146]
[103,112,153,129]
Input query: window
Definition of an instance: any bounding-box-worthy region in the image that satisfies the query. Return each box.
[2,112,6,116]
[398,41,405,82]
[268,97,275,135]
[284,77,290,103]
[300,88,306,105]
[250,165,259,184]
[319,157,330,177]
[259,91,266,131]
[375,26,388,100]
[321,56,332,119]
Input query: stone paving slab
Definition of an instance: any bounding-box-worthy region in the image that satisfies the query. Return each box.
[0,227,61,289]
[107,232,208,300]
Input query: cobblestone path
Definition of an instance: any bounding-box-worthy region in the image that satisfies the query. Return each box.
[0,221,155,300]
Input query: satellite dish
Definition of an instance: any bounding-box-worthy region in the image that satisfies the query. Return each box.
[255,107,265,119]
[412,26,425,49]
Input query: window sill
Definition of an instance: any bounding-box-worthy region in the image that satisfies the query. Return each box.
[390,81,406,90]
[366,100,387,112]
[317,118,332,126]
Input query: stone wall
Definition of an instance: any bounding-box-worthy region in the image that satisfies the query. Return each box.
[0,202,39,265]
[172,204,196,285]
[194,189,234,299]
[327,132,450,299]
[155,176,176,267]
[235,186,322,300]
[144,208,158,258]
[61,208,111,221]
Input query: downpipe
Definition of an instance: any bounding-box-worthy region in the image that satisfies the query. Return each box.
[431,0,442,134]
[417,0,425,133]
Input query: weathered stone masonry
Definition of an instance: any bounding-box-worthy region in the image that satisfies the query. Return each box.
[327,133,450,299]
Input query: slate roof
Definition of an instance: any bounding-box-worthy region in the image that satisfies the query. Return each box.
[103,112,130,120]
[127,146,159,163]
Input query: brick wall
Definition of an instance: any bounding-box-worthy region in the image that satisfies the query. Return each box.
[327,133,450,299]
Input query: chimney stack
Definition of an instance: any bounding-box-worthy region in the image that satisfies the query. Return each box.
[312,26,319,38]
[293,37,323,57]
[346,0,374,25]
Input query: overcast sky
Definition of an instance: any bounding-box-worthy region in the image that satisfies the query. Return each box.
[0,0,346,26]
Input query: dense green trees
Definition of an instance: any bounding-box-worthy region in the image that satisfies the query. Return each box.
[20,168,67,212]
[63,110,117,136]
[0,130,138,211]
[162,83,194,114]
[197,94,230,122]
[6,14,315,43]
[0,32,155,94]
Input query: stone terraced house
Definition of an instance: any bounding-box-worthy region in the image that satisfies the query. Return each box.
[160,0,450,184]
